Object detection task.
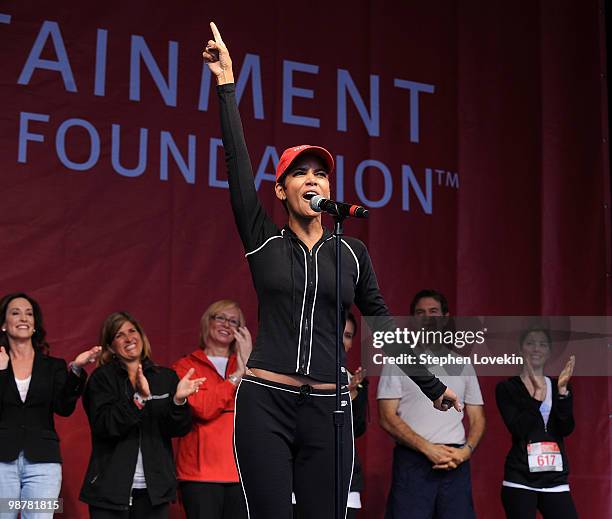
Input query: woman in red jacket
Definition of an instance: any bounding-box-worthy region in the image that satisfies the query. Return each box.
[172,300,251,519]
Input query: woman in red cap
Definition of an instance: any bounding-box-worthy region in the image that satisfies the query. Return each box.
[202,22,459,519]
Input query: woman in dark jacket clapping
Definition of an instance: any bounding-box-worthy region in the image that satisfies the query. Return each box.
[496,327,577,519]
[80,311,204,519]
[0,292,100,519]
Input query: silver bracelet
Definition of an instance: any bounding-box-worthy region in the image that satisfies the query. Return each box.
[69,362,83,376]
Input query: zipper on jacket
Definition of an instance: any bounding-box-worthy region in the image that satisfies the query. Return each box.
[298,248,316,374]
[133,427,143,508]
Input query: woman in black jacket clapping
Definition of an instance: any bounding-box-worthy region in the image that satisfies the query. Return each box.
[79,311,204,519]
[0,292,100,519]
[496,327,577,519]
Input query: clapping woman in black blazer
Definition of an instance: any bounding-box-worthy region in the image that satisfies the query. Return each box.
[0,292,101,519]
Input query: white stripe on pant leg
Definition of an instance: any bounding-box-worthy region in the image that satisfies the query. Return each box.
[345,393,355,519]
[233,380,251,519]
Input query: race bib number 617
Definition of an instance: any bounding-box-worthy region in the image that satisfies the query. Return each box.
[527,441,563,472]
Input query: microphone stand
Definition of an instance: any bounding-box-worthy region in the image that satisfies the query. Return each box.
[333,214,346,519]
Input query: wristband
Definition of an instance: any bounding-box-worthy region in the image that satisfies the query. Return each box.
[133,392,150,409]
[69,362,83,376]
[465,443,474,453]
[229,374,241,386]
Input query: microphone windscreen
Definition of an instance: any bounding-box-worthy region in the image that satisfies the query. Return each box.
[310,195,324,212]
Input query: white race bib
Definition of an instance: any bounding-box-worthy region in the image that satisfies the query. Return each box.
[527,441,563,472]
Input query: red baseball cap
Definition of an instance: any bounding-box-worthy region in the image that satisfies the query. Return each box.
[275,145,335,182]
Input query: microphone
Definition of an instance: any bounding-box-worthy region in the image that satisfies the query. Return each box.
[310,195,369,219]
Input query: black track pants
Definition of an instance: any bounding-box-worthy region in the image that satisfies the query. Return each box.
[501,486,579,519]
[88,489,168,519]
[179,481,247,519]
[234,376,354,519]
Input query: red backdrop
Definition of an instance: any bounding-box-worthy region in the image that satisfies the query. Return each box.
[0,1,610,517]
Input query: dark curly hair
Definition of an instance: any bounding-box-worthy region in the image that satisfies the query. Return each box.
[0,292,49,354]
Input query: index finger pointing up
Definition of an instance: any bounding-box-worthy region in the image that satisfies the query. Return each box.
[210,22,223,44]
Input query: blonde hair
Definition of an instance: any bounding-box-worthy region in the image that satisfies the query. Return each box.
[199,300,245,350]
[97,311,153,367]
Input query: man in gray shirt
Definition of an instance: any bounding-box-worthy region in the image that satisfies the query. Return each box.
[377,289,486,519]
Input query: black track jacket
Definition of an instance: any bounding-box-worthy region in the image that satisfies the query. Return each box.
[496,377,574,488]
[218,83,445,400]
[79,359,191,511]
